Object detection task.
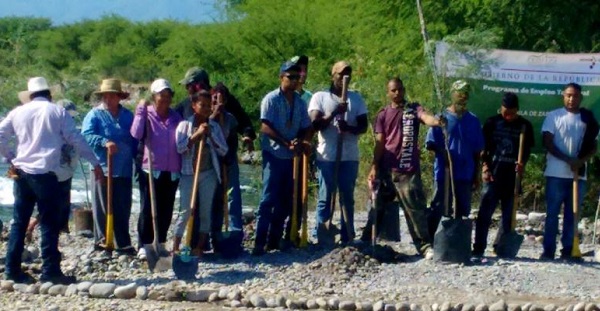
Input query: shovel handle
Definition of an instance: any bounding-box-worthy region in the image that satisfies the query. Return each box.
[511,124,526,230]
[105,150,114,250]
[185,135,205,247]
[222,163,229,232]
[572,173,582,258]
[290,154,300,246]
[300,153,309,248]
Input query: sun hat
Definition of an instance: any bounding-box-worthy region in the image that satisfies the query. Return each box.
[27,77,50,93]
[93,79,129,99]
[18,90,31,104]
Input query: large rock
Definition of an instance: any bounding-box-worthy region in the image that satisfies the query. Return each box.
[574,303,586,311]
[48,284,67,296]
[357,302,373,311]
[374,301,385,311]
[490,300,508,311]
[0,280,15,292]
[89,282,116,298]
[13,283,28,293]
[77,281,93,292]
[40,282,53,294]
[250,294,267,308]
[136,286,148,300]
[65,284,78,296]
[186,289,216,302]
[339,301,357,311]
[528,212,546,225]
[114,282,137,299]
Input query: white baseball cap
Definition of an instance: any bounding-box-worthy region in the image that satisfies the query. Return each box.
[27,77,50,93]
[150,78,173,94]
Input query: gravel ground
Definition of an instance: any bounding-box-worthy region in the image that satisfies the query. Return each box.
[1,210,600,311]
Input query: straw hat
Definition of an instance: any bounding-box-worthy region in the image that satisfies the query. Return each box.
[93,79,129,99]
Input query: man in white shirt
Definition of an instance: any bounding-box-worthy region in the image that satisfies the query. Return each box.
[541,83,598,261]
[309,61,368,243]
[0,77,103,284]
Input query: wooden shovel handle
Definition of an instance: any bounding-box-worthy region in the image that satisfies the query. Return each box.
[184,135,205,247]
[511,124,526,230]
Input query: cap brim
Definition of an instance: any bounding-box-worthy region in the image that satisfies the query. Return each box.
[94,90,130,99]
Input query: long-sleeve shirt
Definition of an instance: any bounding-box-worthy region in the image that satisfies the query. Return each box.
[0,97,99,174]
[175,117,228,181]
[81,103,137,177]
[130,103,182,173]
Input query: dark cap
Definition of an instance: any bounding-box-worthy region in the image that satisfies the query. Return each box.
[290,55,309,66]
[179,67,210,86]
[279,61,300,75]
[502,92,519,109]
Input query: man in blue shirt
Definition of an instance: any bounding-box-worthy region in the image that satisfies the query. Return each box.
[426,80,484,239]
[253,61,312,256]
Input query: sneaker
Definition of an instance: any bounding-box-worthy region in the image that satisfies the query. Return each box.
[40,273,77,285]
[424,248,434,260]
[4,271,36,284]
[137,247,147,260]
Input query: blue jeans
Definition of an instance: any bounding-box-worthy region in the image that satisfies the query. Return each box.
[212,161,243,233]
[92,176,133,249]
[428,178,473,239]
[314,160,359,242]
[254,151,294,249]
[543,177,586,257]
[473,181,514,255]
[6,171,62,278]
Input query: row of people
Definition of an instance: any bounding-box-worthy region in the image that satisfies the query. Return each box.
[1,57,596,285]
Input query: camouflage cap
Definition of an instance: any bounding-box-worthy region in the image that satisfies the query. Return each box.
[450,80,471,93]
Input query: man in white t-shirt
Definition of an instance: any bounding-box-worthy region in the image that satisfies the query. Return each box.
[541,83,598,261]
[308,61,368,243]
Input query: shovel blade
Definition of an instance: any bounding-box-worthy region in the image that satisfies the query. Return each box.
[494,231,523,258]
[317,222,339,246]
[172,253,199,280]
[213,230,244,259]
[433,218,472,264]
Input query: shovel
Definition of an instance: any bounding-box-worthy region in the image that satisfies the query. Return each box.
[290,154,300,246]
[213,163,244,258]
[317,75,350,246]
[299,153,309,248]
[173,136,204,279]
[433,125,472,264]
[571,173,582,259]
[143,121,171,272]
[99,151,115,251]
[495,125,526,258]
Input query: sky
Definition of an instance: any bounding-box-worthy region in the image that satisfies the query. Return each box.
[0,0,222,25]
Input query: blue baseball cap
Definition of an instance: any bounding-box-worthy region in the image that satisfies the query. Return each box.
[279,61,300,75]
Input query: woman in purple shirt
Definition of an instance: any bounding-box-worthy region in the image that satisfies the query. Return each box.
[130,78,183,258]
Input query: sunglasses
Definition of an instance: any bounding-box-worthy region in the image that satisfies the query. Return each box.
[284,74,301,81]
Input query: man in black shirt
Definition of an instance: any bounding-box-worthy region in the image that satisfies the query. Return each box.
[473,92,534,257]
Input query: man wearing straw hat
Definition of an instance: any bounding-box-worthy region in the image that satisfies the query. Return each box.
[0,77,103,284]
[82,78,137,255]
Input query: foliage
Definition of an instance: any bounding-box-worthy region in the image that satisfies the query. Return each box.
[0,1,599,215]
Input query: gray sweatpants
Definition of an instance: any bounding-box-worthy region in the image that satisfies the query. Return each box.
[174,169,218,237]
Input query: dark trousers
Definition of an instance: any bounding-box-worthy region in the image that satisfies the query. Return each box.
[137,171,179,245]
[92,176,133,248]
[254,151,293,249]
[58,178,72,230]
[428,178,473,240]
[388,172,433,254]
[473,181,514,255]
[6,171,62,277]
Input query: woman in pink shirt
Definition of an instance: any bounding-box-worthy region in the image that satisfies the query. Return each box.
[130,78,183,258]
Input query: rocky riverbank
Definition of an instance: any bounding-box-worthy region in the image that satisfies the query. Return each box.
[1,210,600,311]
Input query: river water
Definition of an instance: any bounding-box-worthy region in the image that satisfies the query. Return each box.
[0,162,261,223]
